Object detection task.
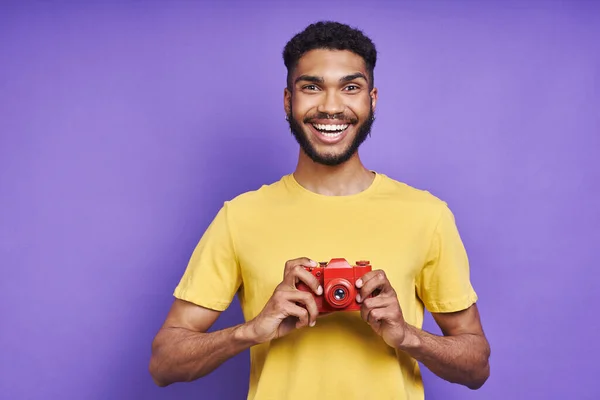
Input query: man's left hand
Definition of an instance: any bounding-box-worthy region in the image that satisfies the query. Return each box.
[356,270,408,348]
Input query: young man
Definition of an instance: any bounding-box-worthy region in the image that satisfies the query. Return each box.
[149,21,490,399]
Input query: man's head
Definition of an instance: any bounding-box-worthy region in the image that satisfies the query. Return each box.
[282,21,378,166]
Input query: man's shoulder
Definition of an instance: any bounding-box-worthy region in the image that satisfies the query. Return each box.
[224,175,290,209]
[377,173,447,208]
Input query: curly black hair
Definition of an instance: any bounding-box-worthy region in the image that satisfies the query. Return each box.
[282,21,377,90]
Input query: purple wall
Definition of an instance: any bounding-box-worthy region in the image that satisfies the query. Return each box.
[1,1,598,399]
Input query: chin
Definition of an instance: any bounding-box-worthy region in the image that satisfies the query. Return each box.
[303,140,358,166]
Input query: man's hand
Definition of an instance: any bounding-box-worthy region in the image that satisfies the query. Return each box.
[244,257,323,344]
[356,269,408,348]
[149,258,323,386]
[356,269,490,390]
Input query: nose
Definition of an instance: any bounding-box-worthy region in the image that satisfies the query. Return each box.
[317,90,345,116]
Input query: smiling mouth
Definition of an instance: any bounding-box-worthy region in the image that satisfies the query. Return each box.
[311,123,350,137]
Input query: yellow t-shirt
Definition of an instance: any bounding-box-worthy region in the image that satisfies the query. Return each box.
[174,172,478,400]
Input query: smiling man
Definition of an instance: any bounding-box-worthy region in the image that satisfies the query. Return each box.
[149,21,491,399]
[285,48,375,168]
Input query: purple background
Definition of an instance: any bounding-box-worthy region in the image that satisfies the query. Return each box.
[1,1,599,399]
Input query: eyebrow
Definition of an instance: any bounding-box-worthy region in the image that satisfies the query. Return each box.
[295,75,324,85]
[294,72,368,85]
[339,73,368,83]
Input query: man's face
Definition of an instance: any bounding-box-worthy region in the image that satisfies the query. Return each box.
[284,49,377,166]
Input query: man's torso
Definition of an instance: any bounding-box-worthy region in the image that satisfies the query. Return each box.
[226,173,441,400]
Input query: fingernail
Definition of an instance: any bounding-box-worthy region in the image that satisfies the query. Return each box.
[317,286,323,295]
[310,259,317,266]
[356,294,362,302]
[310,321,316,327]
[356,279,363,287]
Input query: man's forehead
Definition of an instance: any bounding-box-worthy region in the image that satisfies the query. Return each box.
[293,49,367,78]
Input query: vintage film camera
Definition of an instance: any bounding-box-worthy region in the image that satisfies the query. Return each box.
[296,258,372,312]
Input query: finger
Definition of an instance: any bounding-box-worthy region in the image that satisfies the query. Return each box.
[356,269,387,288]
[284,263,323,295]
[355,270,378,288]
[363,297,394,324]
[356,270,391,302]
[283,303,310,329]
[359,295,390,321]
[282,289,319,326]
[367,307,386,326]
[284,257,318,278]
[355,270,384,298]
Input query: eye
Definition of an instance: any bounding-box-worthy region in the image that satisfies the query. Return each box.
[302,84,320,91]
[344,85,360,91]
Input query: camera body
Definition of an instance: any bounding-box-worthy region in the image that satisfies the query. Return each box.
[296,258,372,312]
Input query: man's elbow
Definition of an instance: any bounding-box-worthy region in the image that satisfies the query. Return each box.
[466,359,490,390]
[148,353,206,387]
[466,338,491,390]
[149,355,173,388]
[151,376,170,388]
[150,373,170,388]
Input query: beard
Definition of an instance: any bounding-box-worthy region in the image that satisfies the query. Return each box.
[286,103,375,166]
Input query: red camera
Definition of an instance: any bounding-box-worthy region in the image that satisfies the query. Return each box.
[296,258,372,312]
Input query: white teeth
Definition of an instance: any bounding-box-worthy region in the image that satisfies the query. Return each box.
[312,123,349,133]
[313,123,349,131]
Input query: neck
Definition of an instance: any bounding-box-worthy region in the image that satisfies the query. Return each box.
[292,150,375,196]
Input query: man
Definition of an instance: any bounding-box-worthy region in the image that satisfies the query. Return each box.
[149,21,490,399]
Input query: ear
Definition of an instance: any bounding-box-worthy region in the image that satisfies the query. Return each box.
[370,87,378,112]
[283,87,291,116]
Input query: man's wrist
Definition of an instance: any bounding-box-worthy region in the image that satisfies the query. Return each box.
[396,323,422,352]
[233,321,261,347]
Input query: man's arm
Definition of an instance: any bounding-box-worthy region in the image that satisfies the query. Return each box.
[398,304,490,389]
[149,257,324,387]
[149,299,258,387]
[356,270,490,390]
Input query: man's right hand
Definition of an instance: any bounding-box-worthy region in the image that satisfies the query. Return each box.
[243,257,323,344]
[150,257,323,386]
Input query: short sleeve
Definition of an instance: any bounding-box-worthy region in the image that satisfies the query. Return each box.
[416,203,478,313]
[173,202,241,311]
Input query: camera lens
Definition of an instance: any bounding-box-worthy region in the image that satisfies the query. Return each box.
[333,288,346,300]
[324,279,354,309]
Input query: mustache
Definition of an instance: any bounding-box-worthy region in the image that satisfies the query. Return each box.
[303,112,358,124]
